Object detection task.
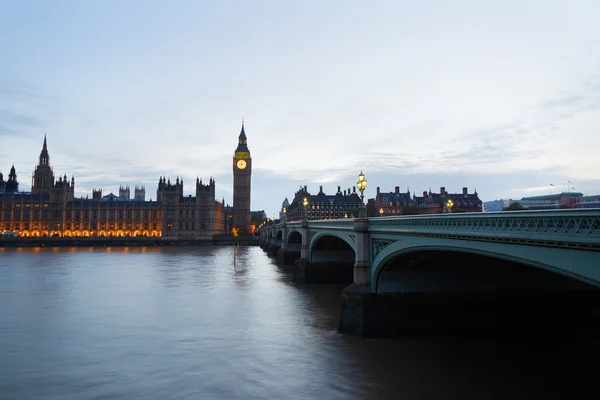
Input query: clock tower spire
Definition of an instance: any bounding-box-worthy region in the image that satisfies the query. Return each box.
[232,120,252,234]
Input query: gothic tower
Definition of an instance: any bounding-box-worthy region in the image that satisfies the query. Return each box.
[232,121,252,233]
[32,135,55,194]
[5,165,19,192]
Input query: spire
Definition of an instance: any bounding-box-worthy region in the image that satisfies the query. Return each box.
[239,119,246,140]
[235,120,250,153]
[39,135,50,165]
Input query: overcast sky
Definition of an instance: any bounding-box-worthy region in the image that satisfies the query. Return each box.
[1,0,599,216]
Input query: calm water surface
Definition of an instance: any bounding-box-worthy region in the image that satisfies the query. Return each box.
[0,246,595,399]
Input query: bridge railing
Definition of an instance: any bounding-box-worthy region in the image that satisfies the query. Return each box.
[368,209,600,245]
[277,218,354,231]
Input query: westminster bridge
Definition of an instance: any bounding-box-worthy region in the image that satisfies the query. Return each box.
[259,209,600,337]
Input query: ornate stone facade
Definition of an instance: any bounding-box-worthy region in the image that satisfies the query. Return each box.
[232,122,252,233]
[0,136,226,238]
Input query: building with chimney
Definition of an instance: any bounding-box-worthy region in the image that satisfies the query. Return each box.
[285,185,362,221]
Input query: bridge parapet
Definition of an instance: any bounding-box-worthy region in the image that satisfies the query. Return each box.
[369,209,600,247]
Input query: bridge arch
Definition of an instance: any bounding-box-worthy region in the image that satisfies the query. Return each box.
[372,236,600,293]
[309,231,356,263]
[286,230,302,251]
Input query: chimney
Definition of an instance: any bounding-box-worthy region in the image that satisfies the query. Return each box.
[463,187,468,195]
[353,186,356,193]
[304,185,307,192]
[440,187,446,195]
[395,186,400,194]
[344,189,347,196]
[423,191,428,199]
[337,186,341,193]
[377,186,380,196]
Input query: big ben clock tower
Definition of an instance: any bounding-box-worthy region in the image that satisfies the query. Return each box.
[233,121,252,233]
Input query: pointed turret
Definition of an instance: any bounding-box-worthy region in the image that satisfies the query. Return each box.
[39,135,50,165]
[235,120,249,153]
[6,164,19,192]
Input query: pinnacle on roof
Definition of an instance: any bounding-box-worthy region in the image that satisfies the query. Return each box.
[239,120,246,140]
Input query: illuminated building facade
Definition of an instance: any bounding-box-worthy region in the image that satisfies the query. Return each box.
[286,185,362,221]
[0,136,226,238]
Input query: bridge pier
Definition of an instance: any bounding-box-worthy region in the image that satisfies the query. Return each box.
[292,259,354,285]
[338,283,393,337]
[277,249,300,266]
[266,243,279,257]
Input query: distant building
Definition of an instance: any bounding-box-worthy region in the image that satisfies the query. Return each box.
[367,186,416,216]
[519,192,583,209]
[412,187,482,213]
[286,185,362,221]
[134,185,145,201]
[483,191,600,211]
[279,198,290,220]
[0,165,19,193]
[367,186,482,215]
[574,195,600,208]
[0,135,227,238]
[483,199,513,212]
[118,185,130,200]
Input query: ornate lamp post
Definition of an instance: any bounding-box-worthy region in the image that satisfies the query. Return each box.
[303,197,308,221]
[283,207,287,223]
[357,171,367,217]
[379,208,384,217]
[446,199,454,213]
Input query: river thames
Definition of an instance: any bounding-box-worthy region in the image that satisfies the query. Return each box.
[0,246,597,399]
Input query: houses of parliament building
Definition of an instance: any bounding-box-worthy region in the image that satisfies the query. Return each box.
[0,125,253,239]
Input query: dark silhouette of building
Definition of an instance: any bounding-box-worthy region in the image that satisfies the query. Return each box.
[0,165,19,193]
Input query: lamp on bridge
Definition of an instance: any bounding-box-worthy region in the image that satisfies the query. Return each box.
[357,171,367,218]
[379,208,384,217]
[446,199,454,213]
[303,197,308,221]
[283,207,286,223]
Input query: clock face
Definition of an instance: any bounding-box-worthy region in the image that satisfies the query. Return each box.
[237,159,247,169]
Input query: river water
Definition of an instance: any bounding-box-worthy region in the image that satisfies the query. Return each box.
[0,246,596,399]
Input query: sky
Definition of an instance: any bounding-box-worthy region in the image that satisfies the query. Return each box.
[1,0,600,217]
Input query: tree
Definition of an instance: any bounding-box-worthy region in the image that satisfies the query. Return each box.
[502,202,524,211]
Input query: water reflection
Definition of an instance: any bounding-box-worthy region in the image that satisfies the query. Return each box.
[0,246,596,399]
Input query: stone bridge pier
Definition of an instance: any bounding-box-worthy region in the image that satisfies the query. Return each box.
[338,217,391,337]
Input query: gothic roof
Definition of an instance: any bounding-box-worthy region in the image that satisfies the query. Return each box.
[235,121,249,153]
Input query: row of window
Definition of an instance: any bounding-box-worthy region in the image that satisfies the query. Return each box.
[1,212,160,220]
[3,223,159,231]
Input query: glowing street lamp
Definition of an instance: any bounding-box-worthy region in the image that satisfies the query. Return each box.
[303,197,308,221]
[379,208,384,216]
[446,199,454,213]
[357,171,367,202]
[357,171,367,217]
